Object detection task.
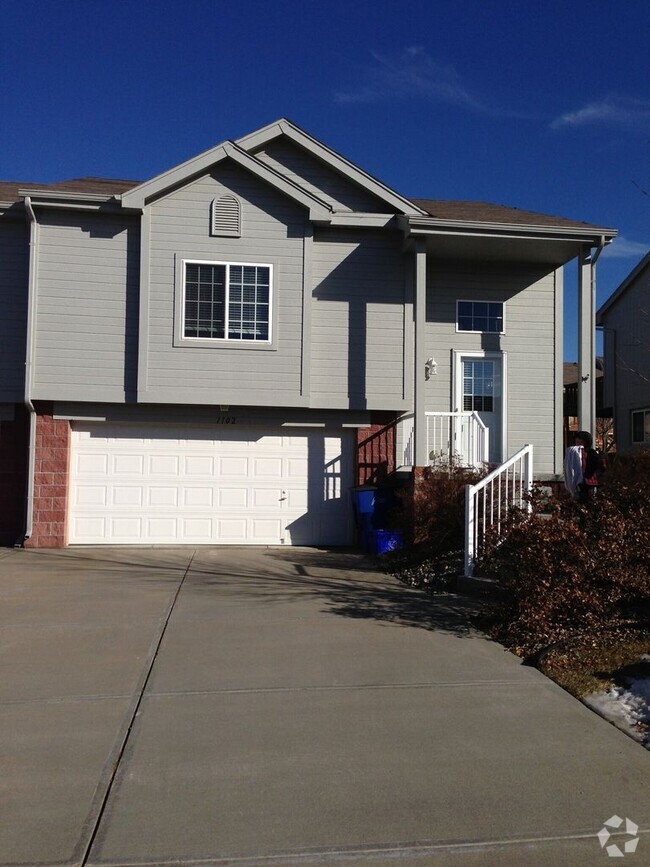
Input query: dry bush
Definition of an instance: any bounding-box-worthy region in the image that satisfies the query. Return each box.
[478,450,650,656]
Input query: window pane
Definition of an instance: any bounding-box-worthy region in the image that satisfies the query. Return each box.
[457,301,503,332]
[184,263,226,338]
[632,411,644,443]
[645,411,650,442]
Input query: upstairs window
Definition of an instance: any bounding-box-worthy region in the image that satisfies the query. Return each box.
[457,300,504,333]
[632,409,650,444]
[211,195,241,237]
[183,261,271,342]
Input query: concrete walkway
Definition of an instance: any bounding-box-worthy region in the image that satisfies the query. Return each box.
[1,546,648,866]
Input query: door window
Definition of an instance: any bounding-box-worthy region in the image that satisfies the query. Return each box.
[463,360,494,412]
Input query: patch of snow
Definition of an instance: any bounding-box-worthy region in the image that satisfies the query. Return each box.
[585,677,650,748]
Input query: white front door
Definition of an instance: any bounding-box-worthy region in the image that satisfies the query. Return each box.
[455,353,504,464]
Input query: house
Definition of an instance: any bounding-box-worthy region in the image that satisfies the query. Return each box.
[563,358,613,452]
[597,252,650,451]
[0,119,616,548]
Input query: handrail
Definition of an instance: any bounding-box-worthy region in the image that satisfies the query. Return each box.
[398,411,489,469]
[464,444,533,576]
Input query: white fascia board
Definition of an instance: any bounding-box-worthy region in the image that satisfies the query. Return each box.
[325,213,398,228]
[403,215,618,244]
[18,189,114,203]
[120,141,232,208]
[596,250,650,322]
[236,118,426,217]
[119,140,331,219]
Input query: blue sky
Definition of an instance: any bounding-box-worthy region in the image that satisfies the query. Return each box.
[2,0,649,360]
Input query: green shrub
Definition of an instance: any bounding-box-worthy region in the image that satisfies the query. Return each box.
[478,450,650,656]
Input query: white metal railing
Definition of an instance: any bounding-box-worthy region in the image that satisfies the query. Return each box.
[398,411,489,469]
[400,414,415,468]
[426,411,489,470]
[464,444,534,577]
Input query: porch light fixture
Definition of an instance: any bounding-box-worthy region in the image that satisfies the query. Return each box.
[425,356,437,380]
[219,405,230,411]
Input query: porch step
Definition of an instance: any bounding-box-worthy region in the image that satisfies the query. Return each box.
[455,573,509,600]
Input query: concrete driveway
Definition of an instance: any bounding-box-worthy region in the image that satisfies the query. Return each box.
[1,546,649,866]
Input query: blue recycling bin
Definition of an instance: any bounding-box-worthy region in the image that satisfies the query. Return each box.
[373,529,404,555]
[351,486,376,515]
[350,486,377,551]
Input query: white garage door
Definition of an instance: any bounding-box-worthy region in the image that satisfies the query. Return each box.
[68,422,353,545]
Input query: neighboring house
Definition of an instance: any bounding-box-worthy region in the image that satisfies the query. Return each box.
[563,357,613,452]
[597,252,650,451]
[0,119,616,548]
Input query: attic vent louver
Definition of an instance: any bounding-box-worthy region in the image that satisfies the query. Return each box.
[211,195,241,237]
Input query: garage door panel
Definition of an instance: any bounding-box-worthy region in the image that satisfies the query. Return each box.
[69,423,353,545]
[150,455,179,475]
[147,517,178,539]
[181,487,213,507]
[74,486,107,507]
[215,518,247,539]
[76,453,108,475]
[219,457,249,477]
[148,487,178,506]
[182,518,213,538]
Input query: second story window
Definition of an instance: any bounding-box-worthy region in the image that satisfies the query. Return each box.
[457,301,504,333]
[183,261,271,342]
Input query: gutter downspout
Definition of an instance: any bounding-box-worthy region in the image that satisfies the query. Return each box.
[20,196,38,546]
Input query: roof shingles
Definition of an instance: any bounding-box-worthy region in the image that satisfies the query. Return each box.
[0,178,614,235]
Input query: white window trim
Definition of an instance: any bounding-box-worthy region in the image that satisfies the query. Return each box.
[174,256,277,350]
[456,299,506,334]
[631,407,650,444]
[452,349,507,461]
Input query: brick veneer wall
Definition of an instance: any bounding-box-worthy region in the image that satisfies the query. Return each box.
[24,409,70,548]
[356,412,397,485]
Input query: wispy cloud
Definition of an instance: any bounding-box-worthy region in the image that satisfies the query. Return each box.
[335,47,529,118]
[550,96,650,130]
[602,236,649,259]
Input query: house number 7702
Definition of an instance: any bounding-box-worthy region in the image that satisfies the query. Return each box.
[215,416,236,424]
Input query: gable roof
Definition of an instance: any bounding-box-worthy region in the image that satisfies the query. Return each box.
[236,118,425,217]
[597,250,650,322]
[0,121,618,243]
[119,140,331,218]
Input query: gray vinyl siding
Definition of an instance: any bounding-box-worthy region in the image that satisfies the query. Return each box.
[424,262,558,474]
[253,139,394,213]
[601,272,650,450]
[0,218,28,400]
[142,162,307,405]
[32,212,139,401]
[311,229,407,410]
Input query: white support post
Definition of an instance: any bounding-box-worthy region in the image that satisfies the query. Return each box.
[525,443,533,512]
[413,240,428,467]
[464,484,474,577]
[577,246,596,434]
